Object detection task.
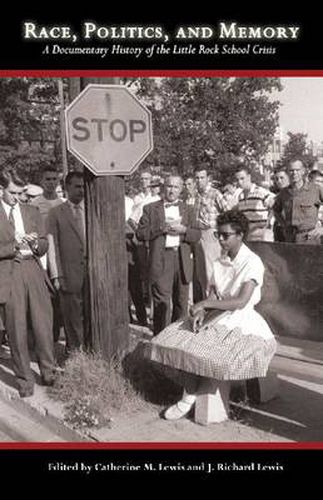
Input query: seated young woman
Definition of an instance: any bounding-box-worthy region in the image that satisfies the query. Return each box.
[145,209,277,421]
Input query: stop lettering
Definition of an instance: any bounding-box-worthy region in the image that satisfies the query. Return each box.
[71,117,146,142]
[65,84,153,175]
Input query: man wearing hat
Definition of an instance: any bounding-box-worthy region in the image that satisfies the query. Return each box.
[24,184,43,202]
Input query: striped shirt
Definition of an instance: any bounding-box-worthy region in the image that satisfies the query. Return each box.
[237,183,274,232]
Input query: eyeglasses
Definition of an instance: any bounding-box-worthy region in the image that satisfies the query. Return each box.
[213,231,237,240]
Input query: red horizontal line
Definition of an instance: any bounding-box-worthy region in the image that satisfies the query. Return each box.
[0,442,323,450]
[0,70,323,77]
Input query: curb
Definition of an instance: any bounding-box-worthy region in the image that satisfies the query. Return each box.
[0,327,151,443]
[0,364,93,442]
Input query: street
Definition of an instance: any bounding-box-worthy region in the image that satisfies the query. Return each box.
[0,396,75,442]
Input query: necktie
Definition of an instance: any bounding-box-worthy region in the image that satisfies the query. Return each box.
[74,204,85,240]
[8,207,15,230]
[165,202,179,208]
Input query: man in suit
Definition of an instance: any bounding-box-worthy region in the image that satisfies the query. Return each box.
[0,170,56,397]
[47,172,87,354]
[136,175,201,335]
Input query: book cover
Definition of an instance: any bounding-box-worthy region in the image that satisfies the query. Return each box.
[0,7,322,485]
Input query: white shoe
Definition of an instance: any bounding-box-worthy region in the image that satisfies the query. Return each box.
[164,401,194,421]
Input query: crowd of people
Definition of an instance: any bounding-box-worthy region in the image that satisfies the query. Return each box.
[1,158,322,424]
[126,161,323,331]
[125,160,323,420]
[0,167,86,397]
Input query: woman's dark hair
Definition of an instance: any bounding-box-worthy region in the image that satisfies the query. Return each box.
[217,209,249,240]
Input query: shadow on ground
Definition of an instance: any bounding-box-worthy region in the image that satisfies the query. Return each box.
[233,376,323,441]
[122,342,182,407]
[122,341,323,442]
[1,329,323,442]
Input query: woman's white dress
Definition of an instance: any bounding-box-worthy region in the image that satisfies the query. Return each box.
[146,243,276,380]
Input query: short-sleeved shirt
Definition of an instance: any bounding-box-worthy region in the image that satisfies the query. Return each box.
[194,185,227,229]
[237,183,274,232]
[211,243,264,307]
[130,191,161,224]
[273,181,323,232]
[225,187,242,210]
[209,243,273,340]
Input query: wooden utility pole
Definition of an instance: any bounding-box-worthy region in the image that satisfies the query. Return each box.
[69,76,129,360]
[57,78,68,177]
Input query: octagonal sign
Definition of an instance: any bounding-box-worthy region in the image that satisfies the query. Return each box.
[65,84,153,175]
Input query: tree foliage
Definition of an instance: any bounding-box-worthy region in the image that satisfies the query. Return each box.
[280,132,316,171]
[131,77,282,185]
[0,77,282,187]
[0,77,65,183]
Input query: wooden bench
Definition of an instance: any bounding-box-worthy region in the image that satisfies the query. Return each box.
[194,336,323,425]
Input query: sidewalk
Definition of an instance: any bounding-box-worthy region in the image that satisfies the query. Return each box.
[0,342,89,442]
[88,372,323,443]
[1,329,323,443]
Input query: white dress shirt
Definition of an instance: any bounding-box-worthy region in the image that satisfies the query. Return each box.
[1,201,33,257]
[125,196,134,221]
[164,202,181,248]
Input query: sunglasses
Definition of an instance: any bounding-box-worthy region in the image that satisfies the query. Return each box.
[213,231,237,240]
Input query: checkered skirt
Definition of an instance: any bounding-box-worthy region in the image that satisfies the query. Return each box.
[147,316,277,381]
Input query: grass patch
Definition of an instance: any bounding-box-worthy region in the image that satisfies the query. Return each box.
[48,341,181,430]
[49,348,149,429]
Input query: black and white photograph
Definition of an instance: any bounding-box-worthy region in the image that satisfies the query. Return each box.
[0,75,322,442]
[0,11,322,484]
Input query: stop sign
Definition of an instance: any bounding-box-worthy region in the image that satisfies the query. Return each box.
[65,84,153,175]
